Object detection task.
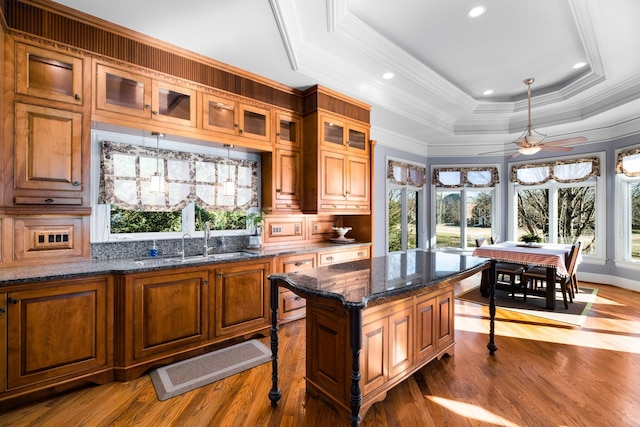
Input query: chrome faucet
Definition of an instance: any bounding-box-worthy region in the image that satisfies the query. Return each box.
[203,221,212,257]
[181,233,191,261]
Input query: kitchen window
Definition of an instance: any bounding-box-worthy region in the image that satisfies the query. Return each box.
[387,158,426,253]
[615,146,640,264]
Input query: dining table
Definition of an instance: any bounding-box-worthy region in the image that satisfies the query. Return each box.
[473,240,576,310]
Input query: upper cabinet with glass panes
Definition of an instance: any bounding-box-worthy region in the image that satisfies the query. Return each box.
[202,92,272,145]
[94,63,196,129]
[16,42,85,106]
[320,113,369,157]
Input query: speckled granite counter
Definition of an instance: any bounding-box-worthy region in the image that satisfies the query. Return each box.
[0,241,371,286]
[267,251,491,426]
[269,251,488,308]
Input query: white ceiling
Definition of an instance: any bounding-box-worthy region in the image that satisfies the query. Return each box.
[53,0,640,157]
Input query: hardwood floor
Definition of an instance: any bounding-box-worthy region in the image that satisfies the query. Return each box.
[2,277,640,427]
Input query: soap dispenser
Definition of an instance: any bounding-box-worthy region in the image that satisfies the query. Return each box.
[148,240,159,257]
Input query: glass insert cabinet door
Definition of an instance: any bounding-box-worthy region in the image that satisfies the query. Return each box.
[202,93,271,142]
[320,114,369,155]
[95,64,196,127]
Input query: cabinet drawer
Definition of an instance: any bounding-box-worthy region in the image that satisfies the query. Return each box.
[277,253,316,273]
[14,196,83,205]
[318,246,370,266]
[279,290,306,321]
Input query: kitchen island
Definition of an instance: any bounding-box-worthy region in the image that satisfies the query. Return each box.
[268,251,492,426]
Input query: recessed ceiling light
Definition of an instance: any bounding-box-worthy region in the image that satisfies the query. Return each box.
[483,89,494,96]
[382,72,395,80]
[572,62,587,69]
[468,6,486,18]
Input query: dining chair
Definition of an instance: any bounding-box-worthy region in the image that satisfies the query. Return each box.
[475,238,526,298]
[521,241,581,309]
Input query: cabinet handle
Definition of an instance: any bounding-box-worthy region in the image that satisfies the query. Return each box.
[7,297,18,304]
[276,132,280,137]
[145,104,151,109]
[239,129,244,134]
[73,181,81,187]
[74,94,81,100]
[313,224,318,232]
[294,262,304,267]
[295,225,300,234]
[203,280,209,285]
[152,110,159,115]
[45,198,54,203]
[294,296,302,301]
[0,307,5,314]
[326,256,334,261]
[358,252,364,256]
[276,188,281,192]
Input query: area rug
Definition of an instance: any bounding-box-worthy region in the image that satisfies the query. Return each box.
[456,286,598,327]
[150,339,271,401]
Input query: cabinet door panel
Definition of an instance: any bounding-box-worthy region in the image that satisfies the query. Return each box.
[361,318,386,394]
[275,148,301,203]
[214,262,271,337]
[416,297,436,362]
[347,156,369,203]
[14,103,82,192]
[96,64,151,118]
[437,291,454,347]
[202,94,237,135]
[152,80,196,127]
[321,151,347,201]
[388,307,413,378]
[132,271,209,360]
[7,278,111,389]
[16,43,84,105]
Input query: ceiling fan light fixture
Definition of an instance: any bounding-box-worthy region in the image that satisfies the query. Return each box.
[518,145,542,155]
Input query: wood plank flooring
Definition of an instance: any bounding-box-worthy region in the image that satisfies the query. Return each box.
[1,278,639,427]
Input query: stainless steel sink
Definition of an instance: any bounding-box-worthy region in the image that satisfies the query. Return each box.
[134,251,256,265]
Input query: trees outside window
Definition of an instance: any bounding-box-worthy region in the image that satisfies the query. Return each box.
[388,187,420,253]
[435,189,495,249]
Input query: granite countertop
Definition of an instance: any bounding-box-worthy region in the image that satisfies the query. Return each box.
[269,251,489,309]
[0,241,371,286]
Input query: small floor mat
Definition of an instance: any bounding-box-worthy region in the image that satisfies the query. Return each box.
[150,339,271,401]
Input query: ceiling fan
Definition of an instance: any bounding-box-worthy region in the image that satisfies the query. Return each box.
[482,78,587,159]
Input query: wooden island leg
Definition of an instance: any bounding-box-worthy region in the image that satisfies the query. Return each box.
[349,308,363,426]
[268,278,281,407]
[487,261,498,355]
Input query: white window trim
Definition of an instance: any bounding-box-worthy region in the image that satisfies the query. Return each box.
[614,145,640,270]
[507,151,606,265]
[430,163,502,252]
[385,155,426,254]
[90,128,260,243]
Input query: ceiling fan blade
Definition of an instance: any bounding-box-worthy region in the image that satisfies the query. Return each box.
[507,151,522,160]
[541,136,587,147]
[541,145,572,152]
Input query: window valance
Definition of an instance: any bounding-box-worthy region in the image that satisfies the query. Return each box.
[616,147,640,177]
[432,166,499,188]
[99,141,258,212]
[388,160,426,187]
[510,157,600,186]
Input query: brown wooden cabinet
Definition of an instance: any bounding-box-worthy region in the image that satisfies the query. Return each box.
[303,110,371,214]
[13,102,84,205]
[275,110,301,148]
[124,269,210,363]
[320,113,369,157]
[318,245,370,266]
[202,92,271,144]
[95,63,196,129]
[275,252,316,322]
[5,276,113,391]
[261,147,302,212]
[361,300,413,395]
[415,289,454,363]
[15,42,85,106]
[213,260,272,338]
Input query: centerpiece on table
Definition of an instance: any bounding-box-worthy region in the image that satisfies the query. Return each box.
[520,233,543,247]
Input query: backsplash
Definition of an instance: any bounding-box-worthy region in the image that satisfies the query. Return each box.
[91,236,250,260]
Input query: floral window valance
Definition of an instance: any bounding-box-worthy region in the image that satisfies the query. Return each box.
[432,167,499,188]
[616,147,640,177]
[99,141,258,212]
[388,160,426,187]
[510,157,600,185]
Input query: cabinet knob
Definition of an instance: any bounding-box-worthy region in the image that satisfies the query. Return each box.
[74,94,81,100]
[45,198,54,203]
[239,129,244,134]
[326,256,334,261]
[203,280,209,285]
[358,252,364,256]
[294,296,302,301]
[7,297,18,304]
[276,189,281,192]
[145,104,151,109]
[294,262,304,267]
[73,181,81,187]
[0,307,5,314]
[152,110,159,115]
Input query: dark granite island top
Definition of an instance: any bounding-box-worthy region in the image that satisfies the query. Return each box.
[267,251,493,426]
